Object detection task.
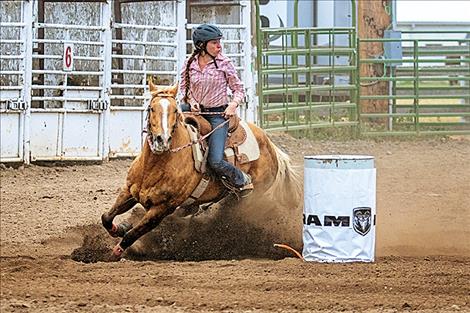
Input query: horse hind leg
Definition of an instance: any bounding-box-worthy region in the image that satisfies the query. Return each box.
[101,187,137,238]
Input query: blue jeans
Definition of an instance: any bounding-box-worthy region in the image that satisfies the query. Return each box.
[181,103,246,187]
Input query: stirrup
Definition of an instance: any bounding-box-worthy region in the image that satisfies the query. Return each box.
[238,182,254,198]
[237,173,254,198]
[220,174,254,199]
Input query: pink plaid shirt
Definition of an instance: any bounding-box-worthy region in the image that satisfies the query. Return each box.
[179,53,245,108]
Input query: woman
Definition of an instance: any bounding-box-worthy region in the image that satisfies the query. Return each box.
[179,23,253,196]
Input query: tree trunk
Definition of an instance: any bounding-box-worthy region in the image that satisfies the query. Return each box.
[358,0,391,114]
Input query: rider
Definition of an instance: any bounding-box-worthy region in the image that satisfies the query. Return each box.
[179,23,253,196]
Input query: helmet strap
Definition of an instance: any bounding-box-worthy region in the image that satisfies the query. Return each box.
[201,42,218,69]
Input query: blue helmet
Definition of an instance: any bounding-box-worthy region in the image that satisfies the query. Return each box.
[192,24,223,48]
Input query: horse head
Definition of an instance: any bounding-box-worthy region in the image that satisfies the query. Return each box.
[146,80,180,154]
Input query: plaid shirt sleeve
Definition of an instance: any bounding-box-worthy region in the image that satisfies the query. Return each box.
[223,58,245,106]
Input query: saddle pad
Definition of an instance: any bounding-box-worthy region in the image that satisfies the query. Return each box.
[186,124,204,172]
[224,120,260,164]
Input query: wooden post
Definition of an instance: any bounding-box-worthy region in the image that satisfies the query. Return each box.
[357,0,391,114]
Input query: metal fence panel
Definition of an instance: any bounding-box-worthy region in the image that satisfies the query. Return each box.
[256,26,358,132]
[0,0,32,162]
[109,0,183,158]
[27,0,111,161]
[358,31,470,136]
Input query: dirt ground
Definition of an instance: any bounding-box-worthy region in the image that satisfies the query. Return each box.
[1,134,469,312]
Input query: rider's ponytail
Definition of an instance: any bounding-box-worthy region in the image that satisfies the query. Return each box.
[183,49,201,103]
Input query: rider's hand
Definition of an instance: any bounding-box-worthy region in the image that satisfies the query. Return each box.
[223,102,238,119]
[190,103,200,112]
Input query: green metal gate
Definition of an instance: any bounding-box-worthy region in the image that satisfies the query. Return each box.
[358,30,470,136]
[255,0,470,136]
[255,1,358,132]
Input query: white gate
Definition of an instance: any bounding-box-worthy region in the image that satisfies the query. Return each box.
[0,0,32,163]
[28,1,111,161]
[109,0,184,158]
[0,0,253,164]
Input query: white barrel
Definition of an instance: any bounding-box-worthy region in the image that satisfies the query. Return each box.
[302,155,376,262]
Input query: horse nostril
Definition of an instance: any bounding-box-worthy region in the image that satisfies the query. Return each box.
[156,135,164,144]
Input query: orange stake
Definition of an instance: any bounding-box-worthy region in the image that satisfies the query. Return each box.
[274,243,304,261]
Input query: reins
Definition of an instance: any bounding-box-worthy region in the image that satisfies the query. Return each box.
[169,113,229,153]
[144,107,230,154]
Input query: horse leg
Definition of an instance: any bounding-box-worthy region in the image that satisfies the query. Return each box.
[111,206,174,259]
[101,187,137,238]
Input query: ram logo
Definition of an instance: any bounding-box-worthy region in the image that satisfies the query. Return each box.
[353,207,372,236]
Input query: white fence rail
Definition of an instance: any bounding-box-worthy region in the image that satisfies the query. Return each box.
[0,0,253,163]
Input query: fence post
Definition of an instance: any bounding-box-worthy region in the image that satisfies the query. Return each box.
[22,0,33,164]
[102,0,112,160]
[240,0,255,123]
[176,0,186,82]
[413,40,419,134]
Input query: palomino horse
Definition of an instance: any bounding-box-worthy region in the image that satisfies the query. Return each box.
[101,81,301,259]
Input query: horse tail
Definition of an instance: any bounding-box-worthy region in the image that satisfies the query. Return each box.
[264,140,302,207]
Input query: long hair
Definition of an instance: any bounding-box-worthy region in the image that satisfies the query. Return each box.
[183,48,201,103]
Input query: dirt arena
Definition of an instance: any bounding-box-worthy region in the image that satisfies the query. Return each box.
[1,134,469,312]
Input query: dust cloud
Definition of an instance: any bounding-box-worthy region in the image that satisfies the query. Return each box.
[71,191,303,263]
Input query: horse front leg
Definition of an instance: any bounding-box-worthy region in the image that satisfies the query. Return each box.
[101,187,137,238]
[111,205,175,259]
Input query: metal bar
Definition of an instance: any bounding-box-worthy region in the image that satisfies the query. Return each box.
[261,65,356,74]
[0,55,24,59]
[360,58,470,64]
[31,97,100,101]
[262,48,355,56]
[261,27,355,33]
[113,23,176,31]
[0,71,23,75]
[101,0,112,161]
[360,38,470,43]
[110,106,145,111]
[361,76,470,82]
[32,55,104,61]
[112,39,177,47]
[33,38,104,46]
[35,22,105,31]
[22,0,33,164]
[32,70,103,75]
[0,22,26,27]
[255,0,263,126]
[361,94,470,100]
[0,40,23,44]
[187,23,246,30]
[31,85,102,90]
[110,69,177,75]
[262,85,356,95]
[109,95,147,100]
[111,54,177,61]
[0,86,22,90]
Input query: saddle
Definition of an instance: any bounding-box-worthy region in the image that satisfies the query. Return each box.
[183,113,260,170]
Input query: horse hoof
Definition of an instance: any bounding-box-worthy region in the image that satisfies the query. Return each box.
[112,245,124,258]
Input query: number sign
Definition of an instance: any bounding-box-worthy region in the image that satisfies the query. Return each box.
[63,43,74,71]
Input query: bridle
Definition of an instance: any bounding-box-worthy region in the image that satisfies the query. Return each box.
[144,95,229,154]
[144,92,181,154]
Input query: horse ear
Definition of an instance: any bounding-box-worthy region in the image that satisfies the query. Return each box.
[169,83,178,97]
[148,77,157,92]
